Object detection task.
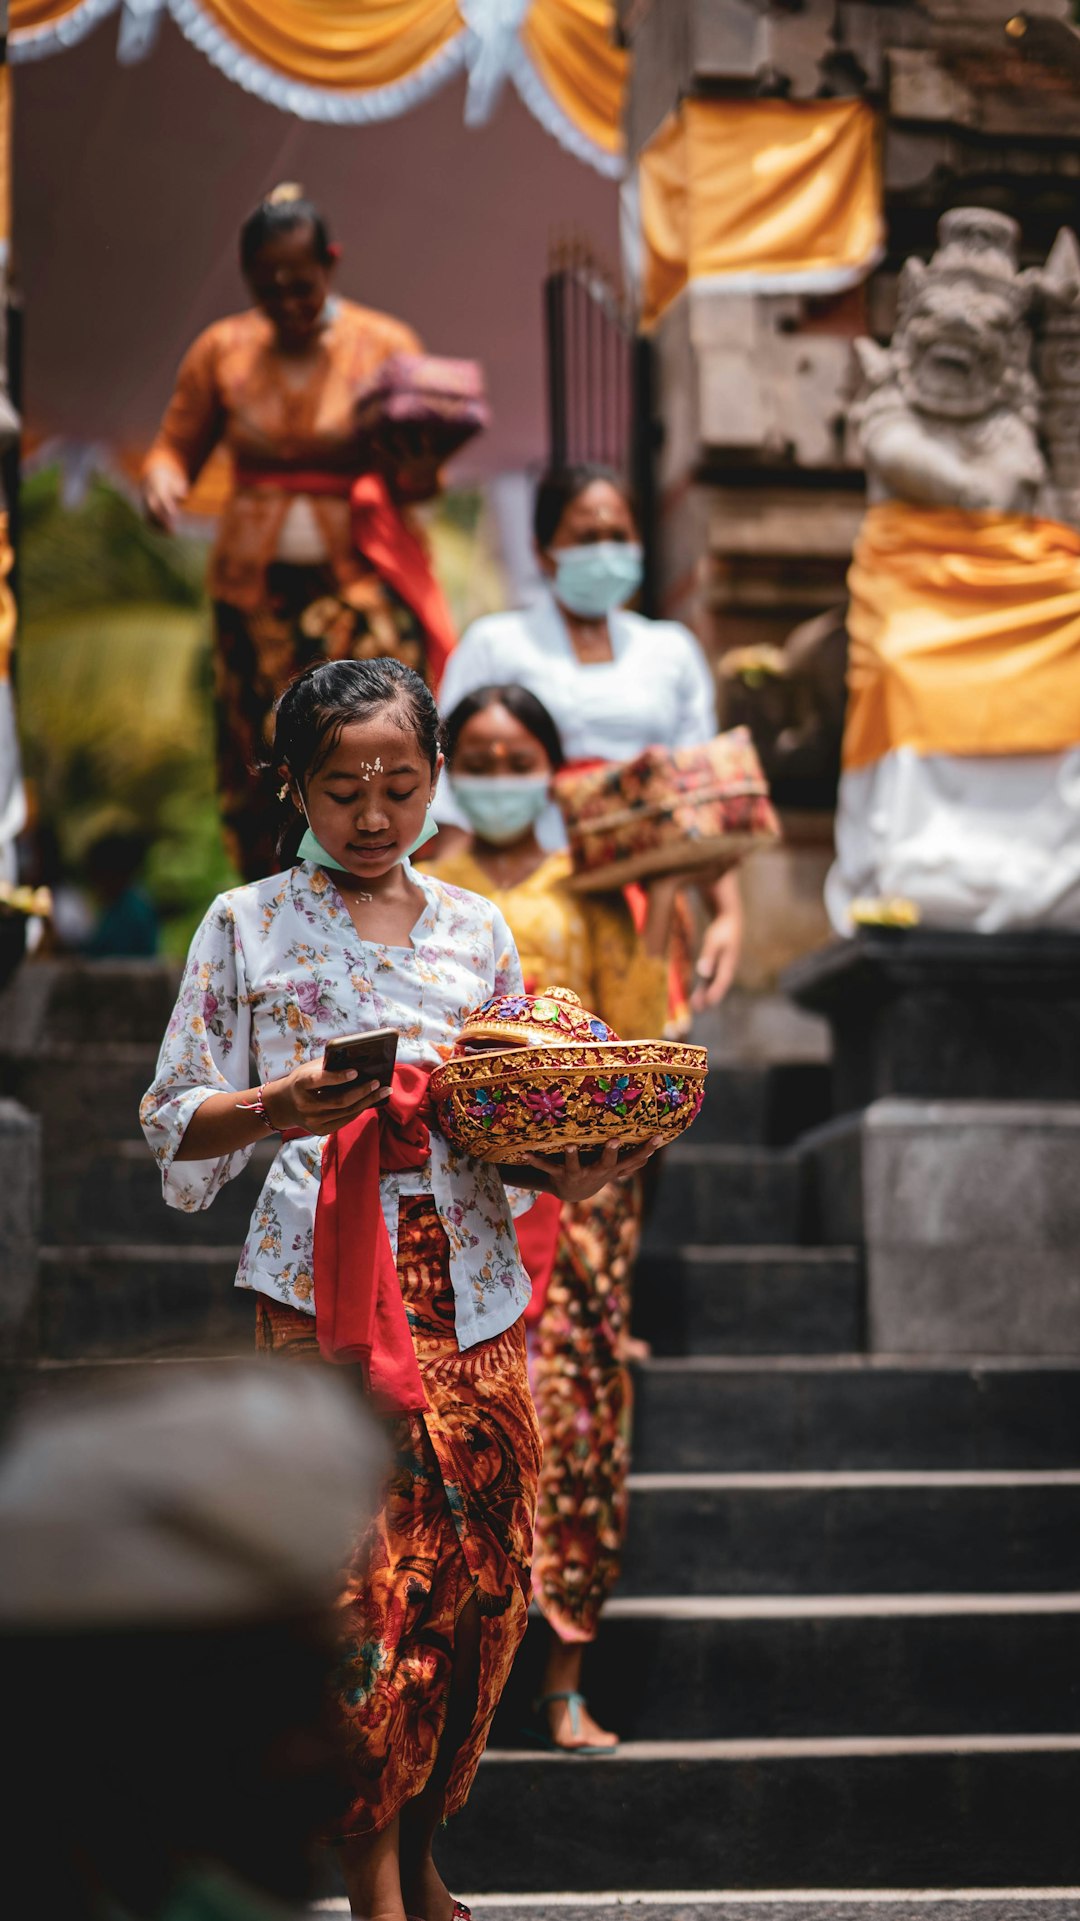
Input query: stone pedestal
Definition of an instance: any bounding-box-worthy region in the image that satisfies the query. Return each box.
[802,1099,1080,1356]
[0,1099,41,1359]
[786,929,1080,1116]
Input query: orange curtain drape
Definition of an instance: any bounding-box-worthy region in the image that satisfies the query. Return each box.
[521,0,626,164]
[640,97,883,325]
[11,0,625,170]
[181,0,462,92]
[11,0,95,26]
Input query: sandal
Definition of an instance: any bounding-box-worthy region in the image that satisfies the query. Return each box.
[406,1905,471,1921]
[527,1689,619,1756]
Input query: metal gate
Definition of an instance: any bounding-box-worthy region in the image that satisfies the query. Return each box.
[542,232,657,614]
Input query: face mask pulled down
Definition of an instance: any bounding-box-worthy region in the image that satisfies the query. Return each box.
[450,774,550,847]
[296,809,439,874]
[553,540,644,619]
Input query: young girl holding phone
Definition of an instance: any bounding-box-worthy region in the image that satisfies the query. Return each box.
[141,657,662,1921]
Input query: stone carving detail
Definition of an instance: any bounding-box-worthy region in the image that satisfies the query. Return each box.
[850,207,1080,527]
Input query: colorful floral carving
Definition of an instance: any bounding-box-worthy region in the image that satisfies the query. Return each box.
[585,1075,643,1118]
[467,1088,510,1128]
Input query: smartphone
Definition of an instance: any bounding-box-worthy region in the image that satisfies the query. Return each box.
[321,1027,399,1092]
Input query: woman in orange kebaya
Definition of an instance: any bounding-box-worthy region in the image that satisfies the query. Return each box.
[142,187,433,879]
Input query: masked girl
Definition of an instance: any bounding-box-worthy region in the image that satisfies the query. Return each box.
[140,658,662,1921]
[435,463,742,1013]
[432,682,680,1755]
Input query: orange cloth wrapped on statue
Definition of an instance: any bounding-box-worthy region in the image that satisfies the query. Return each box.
[313,1062,433,1408]
[843,502,1080,770]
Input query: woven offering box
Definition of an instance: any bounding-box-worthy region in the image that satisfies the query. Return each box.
[430,986,708,1166]
[354,352,489,460]
[552,727,779,892]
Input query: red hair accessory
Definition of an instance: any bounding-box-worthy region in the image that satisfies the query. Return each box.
[326,242,342,263]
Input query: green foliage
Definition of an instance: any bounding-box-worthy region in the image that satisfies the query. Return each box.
[21,467,204,618]
[19,471,237,957]
[17,468,505,956]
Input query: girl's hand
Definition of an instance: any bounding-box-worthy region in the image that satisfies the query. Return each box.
[263,1061,390,1136]
[520,1135,664,1204]
[142,464,189,534]
[692,870,744,1010]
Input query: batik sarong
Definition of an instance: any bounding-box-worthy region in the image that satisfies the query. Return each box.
[256,1194,540,1835]
[527,1174,643,1643]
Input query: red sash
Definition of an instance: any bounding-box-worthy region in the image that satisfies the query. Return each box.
[233,467,354,498]
[313,1064,433,1412]
[351,471,457,691]
[517,1191,564,1328]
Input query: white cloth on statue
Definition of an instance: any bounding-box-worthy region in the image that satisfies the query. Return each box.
[435,588,717,849]
[826,746,1080,934]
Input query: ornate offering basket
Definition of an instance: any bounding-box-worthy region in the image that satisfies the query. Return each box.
[354,352,489,461]
[552,727,780,893]
[430,987,708,1166]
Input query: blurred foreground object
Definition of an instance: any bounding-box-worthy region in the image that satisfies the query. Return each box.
[0,1363,385,1920]
[828,209,1080,934]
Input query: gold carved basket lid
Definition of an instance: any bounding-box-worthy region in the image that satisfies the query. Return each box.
[455,985,620,1054]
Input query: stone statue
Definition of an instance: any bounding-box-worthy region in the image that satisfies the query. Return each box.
[850,208,1050,519]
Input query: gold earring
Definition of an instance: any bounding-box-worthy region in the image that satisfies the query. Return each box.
[277,783,289,802]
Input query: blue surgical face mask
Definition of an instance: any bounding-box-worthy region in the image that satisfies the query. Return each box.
[552,540,644,618]
[296,809,439,874]
[450,774,550,847]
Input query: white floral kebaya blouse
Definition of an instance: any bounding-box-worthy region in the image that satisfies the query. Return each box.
[140,860,533,1350]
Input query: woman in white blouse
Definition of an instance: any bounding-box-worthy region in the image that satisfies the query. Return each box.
[437,465,742,1006]
[141,658,661,1921]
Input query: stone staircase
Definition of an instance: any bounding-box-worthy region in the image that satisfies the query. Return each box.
[3,962,1080,1905]
[441,1052,1080,1896]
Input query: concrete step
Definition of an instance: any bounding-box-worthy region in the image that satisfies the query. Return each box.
[618,1471,1080,1597]
[368,1898,1080,1921]
[436,1738,1080,1891]
[0,958,181,1046]
[37,1245,254,1359]
[644,1147,803,1248]
[631,1359,1080,1472]
[693,1063,833,1148]
[490,1595,1080,1744]
[44,1139,271,1246]
[634,1249,862,1357]
[0,1043,160,1153]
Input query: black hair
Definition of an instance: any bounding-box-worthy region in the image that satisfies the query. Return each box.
[270,658,444,864]
[532,463,632,550]
[240,193,333,275]
[443,683,566,772]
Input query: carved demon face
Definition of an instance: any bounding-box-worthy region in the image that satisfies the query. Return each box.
[897,280,1025,421]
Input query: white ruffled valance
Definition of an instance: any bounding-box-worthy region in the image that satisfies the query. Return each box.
[10,0,626,178]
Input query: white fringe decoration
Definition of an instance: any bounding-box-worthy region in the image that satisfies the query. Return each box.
[10,0,625,178]
[506,34,624,178]
[10,0,121,63]
[166,0,470,124]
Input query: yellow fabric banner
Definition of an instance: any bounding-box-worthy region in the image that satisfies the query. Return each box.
[640,97,883,326]
[11,0,92,26]
[178,0,461,91]
[11,0,624,169]
[843,501,1080,771]
[521,0,626,164]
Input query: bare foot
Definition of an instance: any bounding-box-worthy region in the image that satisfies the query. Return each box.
[545,1692,618,1751]
[400,1848,454,1921]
